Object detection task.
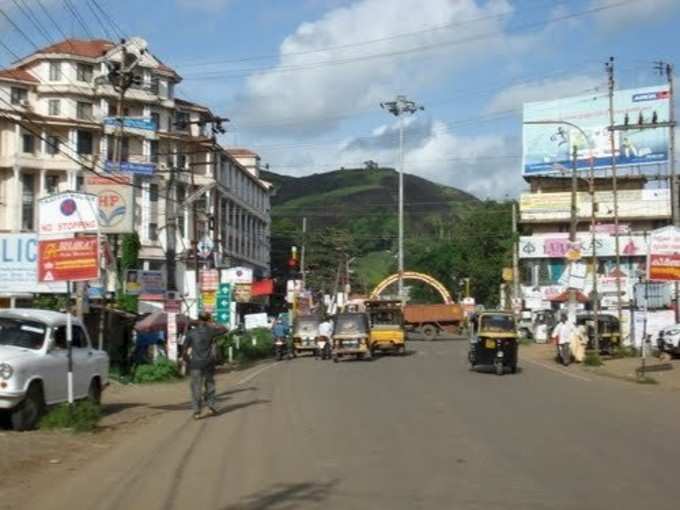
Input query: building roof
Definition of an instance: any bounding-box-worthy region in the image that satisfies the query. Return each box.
[227,148,260,159]
[0,68,39,83]
[175,97,211,112]
[36,38,115,59]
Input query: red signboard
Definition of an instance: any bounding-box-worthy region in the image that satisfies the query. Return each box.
[251,279,274,297]
[200,269,219,291]
[649,254,680,281]
[38,237,99,282]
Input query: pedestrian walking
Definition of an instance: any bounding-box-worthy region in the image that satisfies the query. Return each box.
[551,314,575,366]
[183,313,227,419]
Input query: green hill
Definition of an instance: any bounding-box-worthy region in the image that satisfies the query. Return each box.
[263,167,480,293]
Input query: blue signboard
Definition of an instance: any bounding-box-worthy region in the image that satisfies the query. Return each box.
[104,117,157,131]
[523,85,670,176]
[0,234,67,294]
[104,160,156,175]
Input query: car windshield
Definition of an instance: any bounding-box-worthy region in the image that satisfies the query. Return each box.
[370,310,401,325]
[480,314,515,333]
[335,315,367,334]
[0,318,47,350]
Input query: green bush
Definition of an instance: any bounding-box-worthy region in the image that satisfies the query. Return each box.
[612,345,637,359]
[217,328,274,364]
[40,401,102,433]
[584,350,603,367]
[132,359,179,384]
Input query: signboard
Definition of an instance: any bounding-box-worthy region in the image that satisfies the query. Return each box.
[233,283,252,303]
[523,85,670,176]
[104,161,155,175]
[502,267,513,282]
[37,237,99,282]
[84,174,135,233]
[138,270,166,300]
[221,266,253,284]
[167,312,178,362]
[124,270,142,295]
[0,234,67,293]
[244,312,269,330]
[103,117,156,131]
[520,189,670,222]
[200,291,216,313]
[519,233,646,259]
[197,237,214,259]
[215,283,232,325]
[200,269,219,291]
[649,226,680,281]
[38,192,98,235]
[164,299,182,313]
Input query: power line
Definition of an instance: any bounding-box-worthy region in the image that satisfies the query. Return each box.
[62,0,94,39]
[0,6,41,50]
[34,0,76,52]
[85,0,113,40]
[11,0,53,45]
[89,0,127,40]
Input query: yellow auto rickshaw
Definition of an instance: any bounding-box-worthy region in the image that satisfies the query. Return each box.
[468,311,519,375]
[365,300,406,356]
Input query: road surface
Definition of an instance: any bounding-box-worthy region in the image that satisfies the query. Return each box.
[21,342,680,510]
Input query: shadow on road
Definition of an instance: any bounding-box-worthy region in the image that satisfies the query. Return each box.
[149,398,270,414]
[470,365,524,375]
[221,480,339,510]
[101,402,146,417]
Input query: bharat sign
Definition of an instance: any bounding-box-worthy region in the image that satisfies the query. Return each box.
[38,237,99,282]
[649,226,680,281]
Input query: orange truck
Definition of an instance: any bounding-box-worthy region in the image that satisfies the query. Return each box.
[403,303,465,340]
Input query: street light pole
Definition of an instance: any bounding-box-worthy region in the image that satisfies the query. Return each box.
[380,95,424,301]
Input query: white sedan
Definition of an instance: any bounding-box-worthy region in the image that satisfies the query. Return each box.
[0,309,109,430]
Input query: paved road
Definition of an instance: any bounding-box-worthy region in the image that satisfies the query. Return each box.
[23,342,680,510]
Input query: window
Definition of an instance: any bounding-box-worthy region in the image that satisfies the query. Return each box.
[76,130,93,155]
[46,135,60,155]
[174,111,190,131]
[121,136,129,161]
[149,223,158,242]
[150,140,159,163]
[52,326,88,349]
[10,87,28,105]
[76,175,84,191]
[150,77,160,95]
[76,101,93,121]
[21,174,35,231]
[45,174,59,193]
[108,102,116,116]
[49,62,61,81]
[76,63,93,82]
[48,99,60,116]
[22,134,35,154]
[150,112,160,131]
[150,183,159,202]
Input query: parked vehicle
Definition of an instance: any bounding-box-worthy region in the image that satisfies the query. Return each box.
[292,315,321,356]
[366,300,406,355]
[316,336,332,360]
[468,311,518,375]
[273,337,292,361]
[0,309,110,431]
[403,303,464,340]
[518,309,556,343]
[575,313,621,354]
[332,313,371,362]
[657,325,680,357]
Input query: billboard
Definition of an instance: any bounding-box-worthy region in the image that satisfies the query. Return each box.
[38,192,99,235]
[648,226,680,281]
[126,270,166,299]
[84,174,135,233]
[519,233,647,259]
[37,237,99,282]
[0,234,67,294]
[523,85,670,176]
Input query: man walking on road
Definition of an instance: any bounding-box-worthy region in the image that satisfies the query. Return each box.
[552,314,575,366]
[183,313,227,419]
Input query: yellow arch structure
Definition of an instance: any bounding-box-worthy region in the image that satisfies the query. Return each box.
[370,272,453,304]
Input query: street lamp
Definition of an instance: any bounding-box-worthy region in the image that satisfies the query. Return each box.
[380,95,424,301]
[523,119,600,352]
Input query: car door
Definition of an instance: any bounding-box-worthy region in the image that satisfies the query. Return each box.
[42,326,69,405]
[71,325,94,398]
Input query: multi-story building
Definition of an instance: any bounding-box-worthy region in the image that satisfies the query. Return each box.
[0,37,270,302]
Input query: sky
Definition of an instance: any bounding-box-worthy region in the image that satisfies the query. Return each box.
[1,0,680,198]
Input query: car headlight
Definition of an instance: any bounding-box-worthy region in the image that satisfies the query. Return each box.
[0,363,14,380]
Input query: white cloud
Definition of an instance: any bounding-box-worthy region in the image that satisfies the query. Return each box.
[234,0,523,135]
[590,0,679,29]
[486,75,604,113]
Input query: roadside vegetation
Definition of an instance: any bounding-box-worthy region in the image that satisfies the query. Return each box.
[217,328,274,365]
[132,359,180,384]
[39,401,102,433]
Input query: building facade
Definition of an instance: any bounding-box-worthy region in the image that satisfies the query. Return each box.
[0,38,270,302]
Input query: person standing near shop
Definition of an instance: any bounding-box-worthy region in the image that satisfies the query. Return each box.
[552,314,575,366]
[183,313,227,419]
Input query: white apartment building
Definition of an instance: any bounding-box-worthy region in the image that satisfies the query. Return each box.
[0,38,270,298]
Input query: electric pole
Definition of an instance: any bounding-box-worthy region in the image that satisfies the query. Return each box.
[301,217,307,287]
[606,57,624,330]
[380,95,424,302]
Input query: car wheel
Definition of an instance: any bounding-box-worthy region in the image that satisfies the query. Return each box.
[11,382,45,431]
[88,378,102,405]
[421,325,437,340]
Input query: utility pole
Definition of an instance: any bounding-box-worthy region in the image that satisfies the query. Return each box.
[511,201,520,306]
[589,154,600,352]
[301,217,307,287]
[165,163,177,291]
[380,95,424,302]
[606,57,624,330]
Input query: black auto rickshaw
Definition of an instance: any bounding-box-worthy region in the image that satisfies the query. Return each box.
[468,311,518,375]
[292,314,321,356]
[332,312,371,362]
[575,312,621,354]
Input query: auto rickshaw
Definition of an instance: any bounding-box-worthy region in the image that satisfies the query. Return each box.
[468,311,518,375]
[292,314,321,356]
[575,312,621,354]
[332,312,371,362]
[365,300,406,355]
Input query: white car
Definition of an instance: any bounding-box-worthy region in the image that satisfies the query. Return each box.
[0,309,109,430]
[657,324,680,357]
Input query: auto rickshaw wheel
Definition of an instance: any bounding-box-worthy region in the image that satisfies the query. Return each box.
[333,355,339,363]
[495,362,504,376]
[510,364,517,374]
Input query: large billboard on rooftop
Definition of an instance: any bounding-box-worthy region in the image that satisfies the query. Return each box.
[522,85,670,176]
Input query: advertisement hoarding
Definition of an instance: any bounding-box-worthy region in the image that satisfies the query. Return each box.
[38,192,98,235]
[84,174,135,233]
[221,266,254,284]
[0,234,67,293]
[104,161,156,175]
[103,117,156,131]
[519,233,647,259]
[138,271,166,300]
[523,85,670,176]
[37,237,99,282]
[648,226,680,281]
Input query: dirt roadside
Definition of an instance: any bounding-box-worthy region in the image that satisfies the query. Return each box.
[0,362,272,509]
[521,342,680,390]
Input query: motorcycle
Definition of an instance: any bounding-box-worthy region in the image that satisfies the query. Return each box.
[274,336,292,361]
[316,336,332,360]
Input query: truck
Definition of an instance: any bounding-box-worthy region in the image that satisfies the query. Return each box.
[403,303,464,340]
